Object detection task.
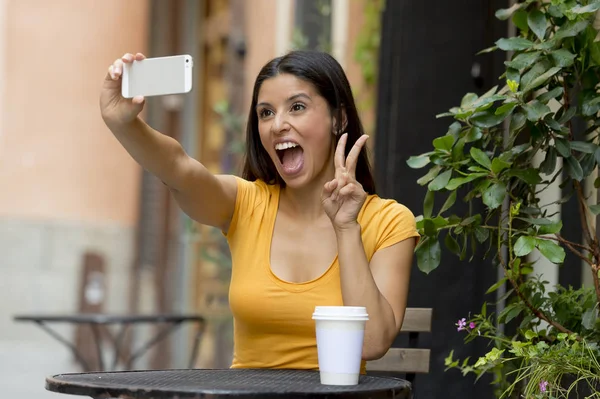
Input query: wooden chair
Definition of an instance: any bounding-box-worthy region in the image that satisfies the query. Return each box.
[367,308,433,386]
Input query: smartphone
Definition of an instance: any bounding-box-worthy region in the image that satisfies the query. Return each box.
[121,54,193,98]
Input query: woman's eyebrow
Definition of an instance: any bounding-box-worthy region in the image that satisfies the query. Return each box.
[256,93,312,109]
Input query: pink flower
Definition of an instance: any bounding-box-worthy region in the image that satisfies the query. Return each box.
[539,380,548,393]
[469,322,476,329]
[456,318,467,331]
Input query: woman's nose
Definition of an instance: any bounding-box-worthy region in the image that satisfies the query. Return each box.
[271,113,290,134]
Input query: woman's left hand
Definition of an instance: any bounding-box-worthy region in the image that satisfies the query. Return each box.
[321,133,369,231]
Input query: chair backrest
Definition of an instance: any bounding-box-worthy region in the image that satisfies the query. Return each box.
[366,307,433,374]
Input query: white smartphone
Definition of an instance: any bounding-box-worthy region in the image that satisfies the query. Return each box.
[121,54,193,98]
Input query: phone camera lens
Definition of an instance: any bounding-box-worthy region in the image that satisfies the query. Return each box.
[186,59,189,63]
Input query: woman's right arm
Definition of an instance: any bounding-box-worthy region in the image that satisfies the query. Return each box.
[100,53,237,230]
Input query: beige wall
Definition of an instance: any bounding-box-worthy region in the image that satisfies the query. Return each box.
[243,0,278,112]
[0,0,149,226]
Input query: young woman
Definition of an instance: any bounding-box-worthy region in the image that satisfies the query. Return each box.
[100,50,419,370]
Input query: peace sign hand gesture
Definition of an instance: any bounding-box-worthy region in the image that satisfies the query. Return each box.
[321,133,370,231]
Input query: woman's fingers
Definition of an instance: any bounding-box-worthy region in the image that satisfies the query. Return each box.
[323,179,338,196]
[346,135,369,177]
[334,133,348,171]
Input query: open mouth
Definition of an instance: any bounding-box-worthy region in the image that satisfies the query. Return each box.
[275,141,304,175]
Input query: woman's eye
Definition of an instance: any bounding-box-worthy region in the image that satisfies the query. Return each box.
[291,103,305,112]
[259,109,273,118]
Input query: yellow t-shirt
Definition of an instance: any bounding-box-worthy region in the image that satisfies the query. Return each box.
[225,177,419,370]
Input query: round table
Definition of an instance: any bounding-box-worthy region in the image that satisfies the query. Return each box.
[46,368,412,398]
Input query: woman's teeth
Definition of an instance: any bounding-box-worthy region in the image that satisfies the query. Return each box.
[275,142,299,150]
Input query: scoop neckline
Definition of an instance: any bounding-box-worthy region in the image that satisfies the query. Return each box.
[264,184,339,292]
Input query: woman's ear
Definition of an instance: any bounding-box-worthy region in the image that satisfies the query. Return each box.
[332,107,348,135]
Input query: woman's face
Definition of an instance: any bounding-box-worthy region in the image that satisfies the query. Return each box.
[255,73,337,189]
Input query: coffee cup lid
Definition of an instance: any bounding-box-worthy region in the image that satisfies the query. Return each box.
[312,306,369,320]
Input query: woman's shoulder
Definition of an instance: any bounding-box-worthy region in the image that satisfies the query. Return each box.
[234,176,279,196]
[360,194,416,222]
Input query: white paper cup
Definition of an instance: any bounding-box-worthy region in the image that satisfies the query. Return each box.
[312,306,369,385]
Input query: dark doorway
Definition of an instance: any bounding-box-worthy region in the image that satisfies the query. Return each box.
[374,1,508,398]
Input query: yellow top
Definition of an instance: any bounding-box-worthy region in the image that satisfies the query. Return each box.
[225,177,419,370]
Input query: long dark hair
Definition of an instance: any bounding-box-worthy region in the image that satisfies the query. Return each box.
[242,50,376,194]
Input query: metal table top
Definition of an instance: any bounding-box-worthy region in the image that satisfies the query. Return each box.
[46,368,412,398]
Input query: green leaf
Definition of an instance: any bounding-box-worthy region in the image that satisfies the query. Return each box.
[582,308,598,330]
[558,107,576,124]
[510,111,527,132]
[544,116,568,134]
[536,238,565,264]
[495,3,521,20]
[565,156,584,181]
[554,20,589,41]
[439,191,457,214]
[470,148,492,170]
[465,127,482,143]
[538,220,562,234]
[407,153,431,169]
[571,2,600,14]
[589,204,600,215]
[581,92,600,116]
[512,9,529,32]
[446,173,487,190]
[491,158,511,174]
[496,37,534,51]
[523,100,551,121]
[581,153,596,178]
[445,173,486,190]
[505,306,524,324]
[540,147,557,175]
[424,190,434,218]
[433,135,455,151]
[514,236,536,257]
[590,41,600,66]
[428,169,452,191]
[537,87,563,103]
[423,219,437,236]
[483,182,507,209]
[555,138,571,158]
[523,67,561,93]
[447,121,462,137]
[507,68,521,86]
[495,102,518,115]
[528,9,547,40]
[461,93,479,107]
[507,168,542,184]
[444,233,461,256]
[505,51,542,70]
[547,5,563,18]
[521,59,553,89]
[570,141,598,154]
[486,277,507,295]
[471,110,511,128]
[518,217,557,226]
[474,226,490,243]
[550,49,576,67]
[417,165,442,185]
[416,238,441,274]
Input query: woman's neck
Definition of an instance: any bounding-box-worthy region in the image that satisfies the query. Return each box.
[279,166,334,221]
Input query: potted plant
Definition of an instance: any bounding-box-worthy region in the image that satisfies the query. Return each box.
[407,1,600,397]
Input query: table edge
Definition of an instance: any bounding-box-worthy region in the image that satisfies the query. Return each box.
[45,369,412,398]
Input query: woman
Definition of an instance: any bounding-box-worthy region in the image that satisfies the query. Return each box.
[100,50,419,370]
